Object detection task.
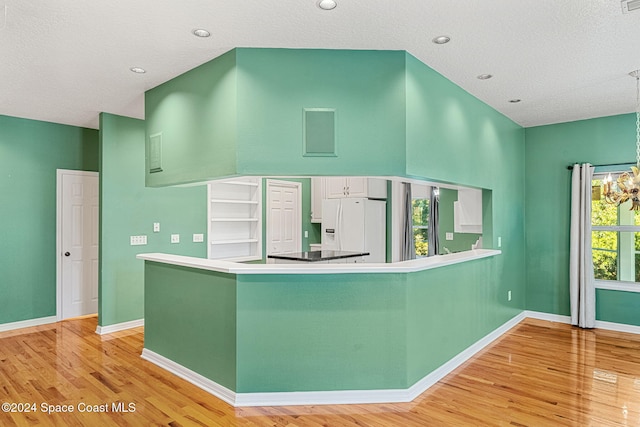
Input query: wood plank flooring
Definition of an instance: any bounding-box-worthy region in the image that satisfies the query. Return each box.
[1,316,640,426]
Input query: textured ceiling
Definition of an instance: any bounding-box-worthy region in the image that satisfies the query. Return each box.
[1,0,639,130]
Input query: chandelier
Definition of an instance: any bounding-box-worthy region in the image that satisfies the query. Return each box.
[602,70,640,210]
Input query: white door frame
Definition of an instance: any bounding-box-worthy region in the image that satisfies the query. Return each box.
[266,179,302,256]
[56,169,100,321]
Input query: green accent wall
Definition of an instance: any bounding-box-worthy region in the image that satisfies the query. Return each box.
[236,273,407,392]
[0,114,97,325]
[405,52,526,315]
[145,50,238,187]
[525,113,640,322]
[144,262,237,389]
[99,113,207,326]
[143,255,511,393]
[235,49,407,176]
[144,49,407,185]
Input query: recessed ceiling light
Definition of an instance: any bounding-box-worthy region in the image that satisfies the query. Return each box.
[130,67,146,74]
[432,35,451,45]
[509,99,522,103]
[477,74,493,80]
[317,0,337,10]
[192,28,211,38]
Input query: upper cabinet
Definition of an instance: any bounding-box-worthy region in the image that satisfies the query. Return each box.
[325,177,387,199]
[454,188,483,234]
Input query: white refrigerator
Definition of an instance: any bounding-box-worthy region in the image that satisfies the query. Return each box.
[321,198,386,263]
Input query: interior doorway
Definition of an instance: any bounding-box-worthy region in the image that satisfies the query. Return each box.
[56,169,99,320]
[266,179,302,258]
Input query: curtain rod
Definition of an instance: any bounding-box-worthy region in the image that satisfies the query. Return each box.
[566,162,634,170]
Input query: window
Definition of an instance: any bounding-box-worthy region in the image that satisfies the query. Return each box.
[592,175,640,283]
[412,196,429,257]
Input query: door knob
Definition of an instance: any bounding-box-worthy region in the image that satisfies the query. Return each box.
[64,252,71,257]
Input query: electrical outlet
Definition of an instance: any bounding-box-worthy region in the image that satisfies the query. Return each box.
[193,233,204,243]
[508,290,512,301]
[171,234,180,244]
[153,222,160,232]
[446,232,454,241]
[130,235,147,246]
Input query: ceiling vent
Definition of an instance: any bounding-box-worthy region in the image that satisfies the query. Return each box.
[622,0,640,13]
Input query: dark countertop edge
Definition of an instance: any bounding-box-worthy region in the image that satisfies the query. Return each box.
[267,251,370,262]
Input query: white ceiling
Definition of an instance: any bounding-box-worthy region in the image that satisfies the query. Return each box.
[1,0,639,130]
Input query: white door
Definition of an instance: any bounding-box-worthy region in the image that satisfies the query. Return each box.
[266,180,302,256]
[57,170,99,320]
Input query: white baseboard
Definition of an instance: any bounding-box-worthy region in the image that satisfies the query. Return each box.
[524,310,571,324]
[141,348,236,406]
[96,319,144,335]
[405,310,526,402]
[595,320,640,334]
[0,316,57,333]
[142,311,527,407]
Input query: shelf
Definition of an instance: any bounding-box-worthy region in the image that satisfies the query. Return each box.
[211,218,259,222]
[211,199,259,204]
[210,239,259,245]
[216,181,259,187]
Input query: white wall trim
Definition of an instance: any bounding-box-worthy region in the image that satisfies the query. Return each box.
[524,310,571,324]
[96,319,144,335]
[595,280,640,293]
[141,348,236,406]
[594,320,640,334]
[0,316,57,333]
[404,310,526,402]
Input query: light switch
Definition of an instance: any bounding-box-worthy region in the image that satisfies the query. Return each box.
[193,233,204,243]
[498,237,502,247]
[171,234,180,244]
[304,230,309,238]
[153,222,160,233]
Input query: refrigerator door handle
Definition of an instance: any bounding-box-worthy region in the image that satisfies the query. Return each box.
[338,203,343,251]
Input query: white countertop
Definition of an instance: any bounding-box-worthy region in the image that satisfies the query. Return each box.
[137,249,501,275]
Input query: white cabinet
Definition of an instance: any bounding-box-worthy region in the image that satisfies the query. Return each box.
[454,188,483,234]
[310,177,325,223]
[207,177,262,261]
[324,177,387,199]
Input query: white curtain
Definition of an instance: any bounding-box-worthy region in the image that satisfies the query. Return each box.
[570,163,595,328]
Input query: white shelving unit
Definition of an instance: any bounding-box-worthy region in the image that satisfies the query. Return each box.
[207,177,262,262]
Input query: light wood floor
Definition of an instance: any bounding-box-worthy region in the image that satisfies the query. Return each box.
[1,316,640,426]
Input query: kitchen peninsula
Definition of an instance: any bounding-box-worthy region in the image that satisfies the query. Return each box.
[138,249,502,407]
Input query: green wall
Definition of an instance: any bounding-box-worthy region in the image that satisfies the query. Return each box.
[235,49,407,176]
[0,114,98,325]
[143,256,507,393]
[145,50,238,187]
[236,273,407,392]
[144,262,237,389]
[144,49,407,184]
[99,113,207,326]
[405,53,526,323]
[525,113,640,323]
